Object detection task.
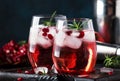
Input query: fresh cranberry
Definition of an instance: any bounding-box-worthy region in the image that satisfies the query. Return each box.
[17,77,23,81]
[4,49,10,54]
[8,40,16,47]
[24,70,30,74]
[47,34,53,39]
[42,28,49,32]
[1,40,28,64]
[108,71,113,75]
[66,31,72,35]
[3,45,13,54]
[77,31,84,38]
[18,44,28,55]
[2,40,19,55]
[8,40,19,49]
[42,32,47,36]
[2,43,16,63]
[16,58,21,62]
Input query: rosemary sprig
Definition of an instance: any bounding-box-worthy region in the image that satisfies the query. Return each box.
[68,19,87,30]
[50,11,56,22]
[104,55,120,68]
[44,11,56,26]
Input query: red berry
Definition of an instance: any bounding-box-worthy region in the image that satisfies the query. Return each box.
[42,32,47,36]
[47,34,53,39]
[77,31,84,38]
[17,77,23,81]
[1,40,28,64]
[42,28,49,32]
[2,40,18,63]
[24,70,30,74]
[66,31,72,35]
[18,44,28,55]
[8,40,19,49]
[9,40,16,47]
[16,58,21,62]
[5,49,10,54]
[108,72,113,75]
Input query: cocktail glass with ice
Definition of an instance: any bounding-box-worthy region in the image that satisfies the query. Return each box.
[52,18,97,76]
[28,14,66,74]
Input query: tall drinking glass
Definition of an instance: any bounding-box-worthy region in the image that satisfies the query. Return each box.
[28,14,66,74]
[52,18,97,76]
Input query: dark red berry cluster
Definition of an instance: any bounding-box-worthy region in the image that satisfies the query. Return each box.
[0,40,28,65]
[42,28,53,40]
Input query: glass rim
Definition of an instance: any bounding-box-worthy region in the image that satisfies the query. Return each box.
[67,18,92,22]
[33,14,66,18]
[56,18,94,31]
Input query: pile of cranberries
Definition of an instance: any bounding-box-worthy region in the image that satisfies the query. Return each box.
[0,40,29,65]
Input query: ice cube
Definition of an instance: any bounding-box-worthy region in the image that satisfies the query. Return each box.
[83,30,95,42]
[48,27,56,37]
[55,31,66,47]
[64,36,82,49]
[71,31,80,37]
[37,37,52,48]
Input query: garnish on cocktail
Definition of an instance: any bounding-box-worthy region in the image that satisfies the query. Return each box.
[68,18,87,30]
[28,11,61,74]
[66,19,88,38]
[52,18,97,75]
[43,11,56,26]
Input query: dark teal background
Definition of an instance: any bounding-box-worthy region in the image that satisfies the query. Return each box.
[0,0,95,46]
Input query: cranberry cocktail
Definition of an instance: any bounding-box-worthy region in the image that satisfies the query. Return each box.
[28,14,66,74]
[52,18,97,75]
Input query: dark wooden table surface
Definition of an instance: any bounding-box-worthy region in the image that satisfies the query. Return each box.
[0,64,120,81]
